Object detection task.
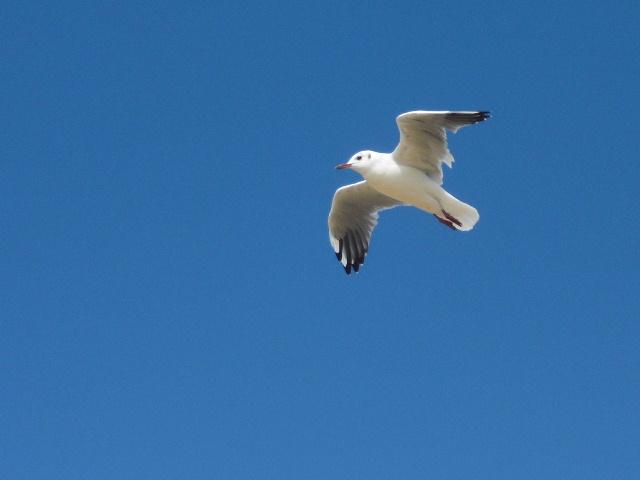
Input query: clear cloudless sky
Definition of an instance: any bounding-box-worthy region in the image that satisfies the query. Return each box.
[2,1,640,479]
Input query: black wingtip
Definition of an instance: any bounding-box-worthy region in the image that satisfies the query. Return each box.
[335,235,368,275]
[447,111,491,126]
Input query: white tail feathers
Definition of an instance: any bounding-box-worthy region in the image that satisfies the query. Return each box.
[438,191,479,231]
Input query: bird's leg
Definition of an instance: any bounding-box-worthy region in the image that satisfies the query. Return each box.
[433,214,457,230]
[441,210,462,227]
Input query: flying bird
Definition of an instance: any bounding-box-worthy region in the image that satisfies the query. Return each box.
[328,110,489,274]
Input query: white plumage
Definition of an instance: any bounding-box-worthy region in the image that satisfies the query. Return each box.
[328,110,489,274]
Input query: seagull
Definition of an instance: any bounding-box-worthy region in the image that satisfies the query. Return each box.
[328,110,490,274]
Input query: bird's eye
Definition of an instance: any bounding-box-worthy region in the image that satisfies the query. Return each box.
[356,155,362,160]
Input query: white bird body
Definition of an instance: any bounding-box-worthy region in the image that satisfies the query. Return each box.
[328,110,489,274]
[363,154,450,217]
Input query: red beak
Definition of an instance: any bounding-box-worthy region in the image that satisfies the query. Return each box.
[335,163,352,170]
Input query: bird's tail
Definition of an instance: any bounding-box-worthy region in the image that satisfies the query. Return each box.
[436,190,479,231]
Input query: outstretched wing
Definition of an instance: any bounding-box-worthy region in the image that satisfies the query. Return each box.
[328,181,401,274]
[392,111,489,184]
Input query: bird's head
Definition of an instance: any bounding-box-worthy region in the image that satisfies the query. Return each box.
[335,150,374,173]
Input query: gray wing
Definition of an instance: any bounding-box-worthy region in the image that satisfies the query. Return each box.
[392,111,489,184]
[328,181,401,274]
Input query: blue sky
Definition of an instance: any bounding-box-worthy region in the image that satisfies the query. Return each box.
[2,1,639,478]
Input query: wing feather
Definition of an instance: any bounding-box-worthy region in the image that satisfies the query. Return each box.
[392,111,489,184]
[328,181,401,274]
